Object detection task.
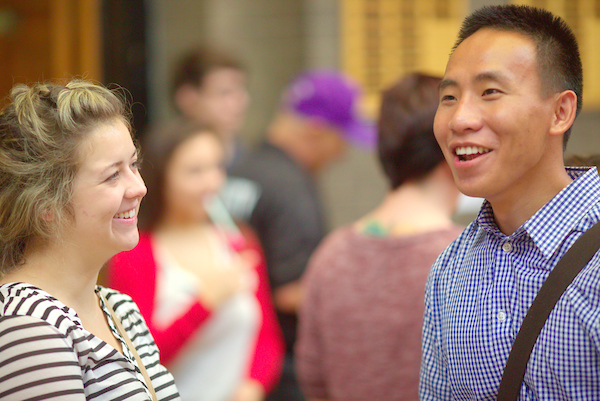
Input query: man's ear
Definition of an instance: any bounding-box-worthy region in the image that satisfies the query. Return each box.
[549,90,577,137]
[173,84,200,116]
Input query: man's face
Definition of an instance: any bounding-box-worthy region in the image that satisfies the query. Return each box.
[434,28,558,206]
[190,68,249,137]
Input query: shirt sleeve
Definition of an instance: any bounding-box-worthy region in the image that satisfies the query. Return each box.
[419,258,451,400]
[242,227,285,392]
[0,315,86,400]
[107,235,213,366]
[295,249,329,399]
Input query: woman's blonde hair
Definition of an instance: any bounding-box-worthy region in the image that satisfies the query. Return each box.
[0,79,132,274]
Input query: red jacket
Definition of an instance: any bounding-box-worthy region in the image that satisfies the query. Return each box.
[108,228,284,392]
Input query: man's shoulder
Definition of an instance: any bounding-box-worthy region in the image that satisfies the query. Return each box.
[427,222,481,275]
[225,144,313,222]
[232,143,305,184]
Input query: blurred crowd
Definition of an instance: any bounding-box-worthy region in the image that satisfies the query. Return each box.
[2,4,600,401]
[99,42,464,401]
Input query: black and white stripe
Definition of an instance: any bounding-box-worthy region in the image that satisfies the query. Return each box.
[0,283,181,400]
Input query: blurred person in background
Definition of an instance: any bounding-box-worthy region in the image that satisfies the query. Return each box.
[295,73,463,401]
[227,70,376,401]
[171,45,250,170]
[0,79,181,400]
[564,153,600,168]
[108,121,284,401]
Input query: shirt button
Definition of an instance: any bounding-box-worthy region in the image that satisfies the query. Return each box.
[497,311,507,322]
[502,242,513,252]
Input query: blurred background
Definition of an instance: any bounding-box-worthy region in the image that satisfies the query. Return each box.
[1,0,599,228]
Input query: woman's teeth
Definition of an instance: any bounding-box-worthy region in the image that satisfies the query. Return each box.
[114,209,135,219]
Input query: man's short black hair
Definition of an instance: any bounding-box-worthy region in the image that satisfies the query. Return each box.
[454,5,582,147]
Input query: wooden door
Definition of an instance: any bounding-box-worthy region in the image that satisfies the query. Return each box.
[0,0,101,107]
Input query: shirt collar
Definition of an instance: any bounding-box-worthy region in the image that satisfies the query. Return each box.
[475,167,600,260]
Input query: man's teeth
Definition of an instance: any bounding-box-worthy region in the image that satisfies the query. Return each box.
[455,146,491,156]
[114,209,135,219]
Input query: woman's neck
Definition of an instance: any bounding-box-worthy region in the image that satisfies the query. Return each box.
[355,180,456,237]
[2,244,102,313]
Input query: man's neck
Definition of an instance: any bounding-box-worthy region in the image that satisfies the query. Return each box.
[490,166,573,235]
[267,112,327,174]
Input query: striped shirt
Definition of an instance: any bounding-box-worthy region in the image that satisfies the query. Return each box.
[420,167,600,400]
[0,283,181,400]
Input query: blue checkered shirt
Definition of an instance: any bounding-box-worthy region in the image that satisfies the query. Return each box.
[420,167,600,400]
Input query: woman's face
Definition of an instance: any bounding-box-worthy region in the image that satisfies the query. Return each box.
[68,119,147,261]
[162,132,226,224]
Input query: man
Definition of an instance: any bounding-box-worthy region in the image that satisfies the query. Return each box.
[420,5,599,400]
[171,45,250,169]
[229,70,375,401]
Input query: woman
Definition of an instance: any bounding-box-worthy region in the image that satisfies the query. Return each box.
[296,73,464,401]
[0,80,180,400]
[108,122,284,401]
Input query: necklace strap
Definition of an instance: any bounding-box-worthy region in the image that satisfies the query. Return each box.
[100,292,158,401]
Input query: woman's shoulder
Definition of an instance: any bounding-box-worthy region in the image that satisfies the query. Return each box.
[96,286,139,315]
[0,282,81,336]
[96,286,160,359]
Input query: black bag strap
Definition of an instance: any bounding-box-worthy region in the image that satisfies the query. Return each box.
[497,220,600,401]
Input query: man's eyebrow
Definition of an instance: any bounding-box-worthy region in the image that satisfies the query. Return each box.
[439,71,510,92]
[474,71,509,86]
[438,79,457,92]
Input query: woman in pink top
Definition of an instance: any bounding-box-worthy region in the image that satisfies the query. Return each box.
[296,73,463,401]
[108,121,284,401]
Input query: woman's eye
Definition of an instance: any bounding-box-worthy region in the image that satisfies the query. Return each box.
[441,94,456,102]
[131,160,140,172]
[107,171,119,181]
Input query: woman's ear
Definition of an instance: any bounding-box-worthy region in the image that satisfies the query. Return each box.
[40,209,55,222]
[549,90,577,137]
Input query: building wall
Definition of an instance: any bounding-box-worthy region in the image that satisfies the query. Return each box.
[146,0,600,229]
[146,0,386,229]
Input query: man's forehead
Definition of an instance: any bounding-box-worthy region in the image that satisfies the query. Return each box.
[440,71,510,89]
[442,29,537,84]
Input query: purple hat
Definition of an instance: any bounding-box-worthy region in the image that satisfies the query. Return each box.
[283,70,376,148]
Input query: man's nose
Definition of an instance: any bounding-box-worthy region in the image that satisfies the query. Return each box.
[449,95,483,134]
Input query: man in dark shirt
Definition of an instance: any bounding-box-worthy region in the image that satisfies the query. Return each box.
[227,70,375,401]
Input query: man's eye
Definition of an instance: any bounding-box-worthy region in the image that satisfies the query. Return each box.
[483,88,501,96]
[441,95,456,102]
